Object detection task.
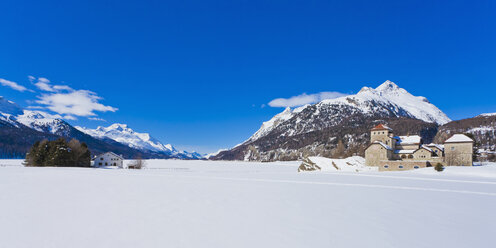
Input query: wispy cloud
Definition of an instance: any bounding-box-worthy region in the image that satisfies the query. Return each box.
[88,117,106,121]
[268,91,348,107]
[36,90,118,117]
[0,78,32,92]
[29,76,73,92]
[63,115,77,120]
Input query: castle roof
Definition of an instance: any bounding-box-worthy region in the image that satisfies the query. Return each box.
[371,124,392,131]
[445,134,474,143]
[426,143,444,151]
[419,145,434,153]
[394,135,421,145]
[370,141,392,150]
[394,149,415,154]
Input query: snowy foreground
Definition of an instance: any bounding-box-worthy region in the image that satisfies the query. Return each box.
[1,160,496,248]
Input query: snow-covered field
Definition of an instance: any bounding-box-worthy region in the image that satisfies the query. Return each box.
[1,159,495,248]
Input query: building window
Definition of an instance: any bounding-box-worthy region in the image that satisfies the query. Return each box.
[401,155,406,159]
[100,157,103,160]
[384,165,389,168]
[105,162,108,165]
[99,162,102,166]
[414,166,419,169]
[408,155,413,159]
[399,165,404,169]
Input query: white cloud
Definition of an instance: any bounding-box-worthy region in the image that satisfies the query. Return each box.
[26,106,45,109]
[268,91,348,108]
[33,77,56,92]
[36,89,118,117]
[63,115,77,120]
[28,76,117,120]
[53,85,73,91]
[88,117,106,121]
[0,78,31,92]
[29,76,73,92]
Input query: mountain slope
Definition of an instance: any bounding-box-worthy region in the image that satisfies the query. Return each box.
[76,124,204,159]
[76,124,176,153]
[434,114,496,152]
[213,81,449,161]
[0,97,191,159]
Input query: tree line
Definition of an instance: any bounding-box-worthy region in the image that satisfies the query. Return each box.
[24,138,91,167]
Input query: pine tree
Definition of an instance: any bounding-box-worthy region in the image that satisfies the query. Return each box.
[24,138,91,167]
[434,163,444,172]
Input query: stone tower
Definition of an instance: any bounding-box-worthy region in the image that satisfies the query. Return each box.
[370,124,394,148]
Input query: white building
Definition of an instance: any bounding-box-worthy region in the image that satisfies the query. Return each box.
[93,152,124,168]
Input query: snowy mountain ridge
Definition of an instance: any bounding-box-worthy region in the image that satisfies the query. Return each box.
[214,80,454,161]
[247,80,451,143]
[16,110,71,135]
[76,124,176,154]
[0,96,202,159]
[76,124,204,159]
[248,105,308,142]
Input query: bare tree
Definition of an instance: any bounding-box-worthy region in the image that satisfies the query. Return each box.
[128,157,146,169]
[445,151,460,166]
[333,140,346,158]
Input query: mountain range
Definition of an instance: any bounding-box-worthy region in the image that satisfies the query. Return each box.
[212,81,495,161]
[1,80,494,161]
[0,96,202,159]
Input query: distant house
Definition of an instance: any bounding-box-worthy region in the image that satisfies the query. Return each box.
[365,124,474,171]
[93,152,124,168]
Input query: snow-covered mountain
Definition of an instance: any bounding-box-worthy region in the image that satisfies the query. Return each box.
[214,81,452,161]
[478,113,496,117]
[16,110,72,136]
[76,124,204,159]
[76,124,175,153]
[0,96,23,126]
[1,97,73,135]
[247,80,450,143]
[248,105,308,142]
[0,96,202,159]
[205,149,228,159]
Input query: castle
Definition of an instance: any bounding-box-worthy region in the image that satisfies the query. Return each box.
[365,124,474,171]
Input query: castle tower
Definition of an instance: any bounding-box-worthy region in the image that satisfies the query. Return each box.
[370,124,394,148]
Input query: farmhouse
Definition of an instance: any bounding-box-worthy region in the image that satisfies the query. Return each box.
[93,152,124,168]
[365,124,473,171]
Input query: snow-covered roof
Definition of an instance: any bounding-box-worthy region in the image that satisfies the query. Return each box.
[426,143,444,151]
[394,135,421,145]
[444,134,473,143]
[419,145,434,153]
[394,150,415,154]
[371,141,392,150]
[94,152,124,160]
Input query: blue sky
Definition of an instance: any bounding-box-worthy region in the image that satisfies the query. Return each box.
[1,0,495,153]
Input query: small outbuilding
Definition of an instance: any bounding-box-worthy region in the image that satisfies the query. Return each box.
[93,152,124,168]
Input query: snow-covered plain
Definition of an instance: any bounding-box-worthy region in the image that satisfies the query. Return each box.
[1,159,495,248]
